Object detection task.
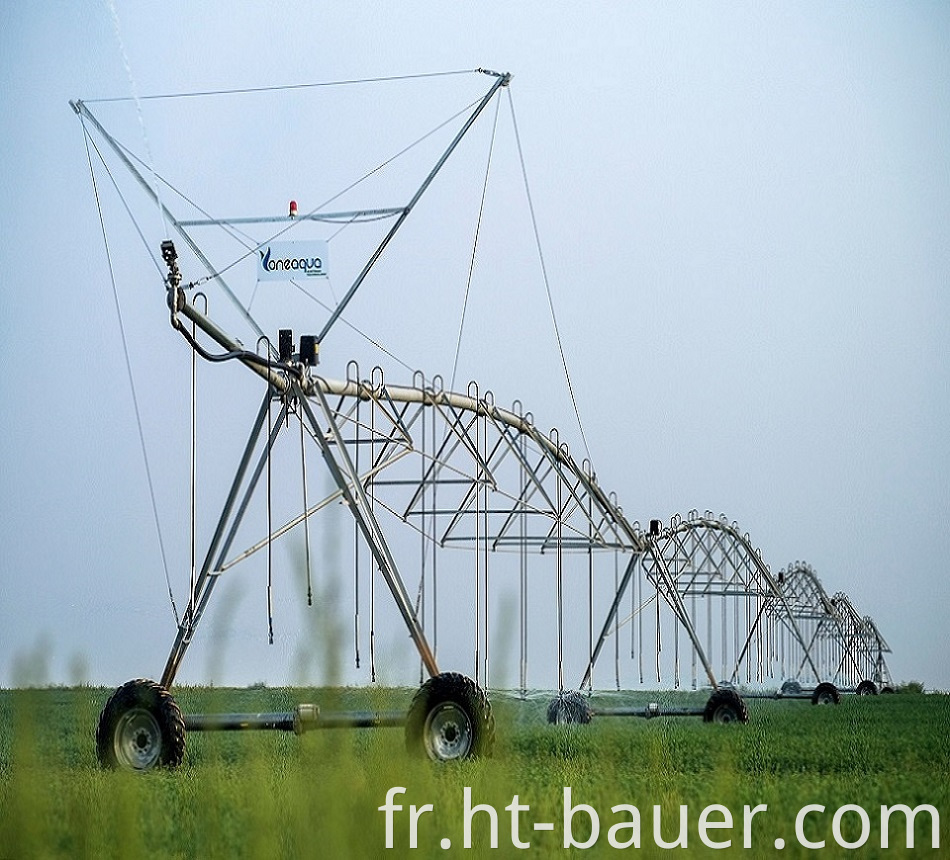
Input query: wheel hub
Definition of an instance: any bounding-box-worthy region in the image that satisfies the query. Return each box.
[115,707,162,770]
[423,702,473,761]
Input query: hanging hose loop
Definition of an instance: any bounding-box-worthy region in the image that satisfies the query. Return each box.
[372,364,385,393]
[256,335,277,395]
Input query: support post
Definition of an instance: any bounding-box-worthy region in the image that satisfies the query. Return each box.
[578,553,641,690]
[316,72,511,344]
[71,100,266,342]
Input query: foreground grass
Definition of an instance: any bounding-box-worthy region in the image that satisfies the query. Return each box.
[1,687,948,858]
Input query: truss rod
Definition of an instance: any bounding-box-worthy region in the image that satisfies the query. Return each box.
[71,100,267,343]
[316,72,511,344]
[579,553,641,690]
[177,207,406,227]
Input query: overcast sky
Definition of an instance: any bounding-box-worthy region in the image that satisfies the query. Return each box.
[2,2,948,693]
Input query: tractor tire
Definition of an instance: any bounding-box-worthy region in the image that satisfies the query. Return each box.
[96,679,186,770]
[405,672,494,761]
[855,680,878,696]
[703,688,749,724]
[546,691,593,725]
[811,682,841,706]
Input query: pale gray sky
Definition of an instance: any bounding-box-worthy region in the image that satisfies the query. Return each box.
[2,2,948,692]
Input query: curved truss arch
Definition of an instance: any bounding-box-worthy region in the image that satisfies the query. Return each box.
[160,307,668,689]
[776,562,893,690]
[774,561,840,684]
[635,513,819,688]
[307,369,645,556]
[827,590,893,688]
[779,562,838,618]
[581,518,894,694]
[163,296,895,695]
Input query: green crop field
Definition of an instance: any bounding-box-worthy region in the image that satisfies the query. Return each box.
[1,686,948,858]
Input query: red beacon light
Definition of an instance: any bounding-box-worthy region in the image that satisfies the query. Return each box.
[289,200,298,218]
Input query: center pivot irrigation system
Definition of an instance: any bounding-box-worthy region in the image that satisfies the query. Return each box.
[73,70,891,771]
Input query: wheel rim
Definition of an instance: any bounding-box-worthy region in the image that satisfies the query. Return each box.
[713,705,738,724]
[818,692,835,705]
[423,702,473,761]
[114,707,163,770]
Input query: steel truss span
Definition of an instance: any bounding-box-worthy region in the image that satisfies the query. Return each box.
[612,515,893,695]
[635,513,810,691]
[164,287,774,697]
[164,288,894,699]
[162,289,662,692]
[777,562,893,691]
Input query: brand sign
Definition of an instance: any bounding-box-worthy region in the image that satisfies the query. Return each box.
[257,240,329,281]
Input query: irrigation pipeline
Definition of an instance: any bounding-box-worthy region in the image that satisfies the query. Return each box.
[167,276,894,695]
[76,67,893,696]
